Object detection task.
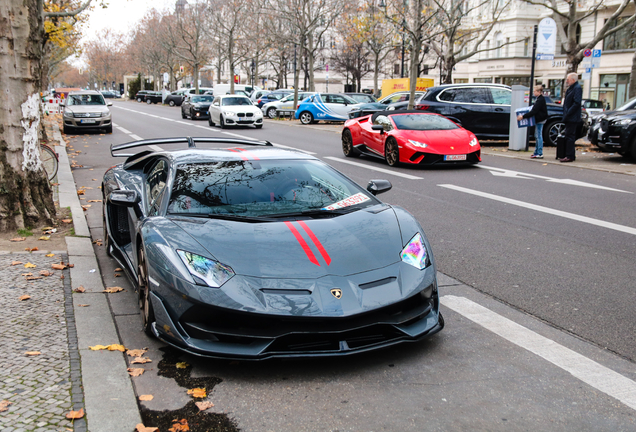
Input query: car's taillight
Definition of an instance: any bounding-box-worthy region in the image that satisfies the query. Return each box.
[417,104,430,111]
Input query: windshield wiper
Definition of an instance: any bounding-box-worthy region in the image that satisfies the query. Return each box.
[168,213,276,223]
[269,207,356,219]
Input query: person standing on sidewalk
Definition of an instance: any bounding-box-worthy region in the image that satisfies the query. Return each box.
[517,85,548,159]
[560,72,582,163]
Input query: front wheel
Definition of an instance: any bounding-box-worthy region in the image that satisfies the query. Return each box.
[181,109,186,119]
[299,111,314,125]
[385,138,400,167]
[630,136,636,161]
[169,100,175,107]
[137,247,156,337]
[104,125,112,134]
[342,129,360,157]
[220,115,226,129]
[208,116,215,126]
[545,121,565,146]
[267,107,277,119]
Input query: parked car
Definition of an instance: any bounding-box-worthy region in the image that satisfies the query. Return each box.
[295,93,363,124]
[103,137,443,359]
[181,94,215,120]
[100,90,121,99]
[135,90,151,102]
[377,91,427,111]
[413,83,588,146]
[144,91,163,104]
[596,109,636,159]
[582,99,605,116]
[60,90,112,134]
[257,89,295,108]
[165,89,188,107]
[343,111,481,166]
[250,89,271,103]
[588,96,636,145]
[208,95,263,128]
[212,84,261,97]
[342,93,377,104]
[262,92,313,119]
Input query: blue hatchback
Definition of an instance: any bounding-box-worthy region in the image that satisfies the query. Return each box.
[295,93,362,124]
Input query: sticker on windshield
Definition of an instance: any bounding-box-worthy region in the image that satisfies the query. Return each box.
[323,193,370,210]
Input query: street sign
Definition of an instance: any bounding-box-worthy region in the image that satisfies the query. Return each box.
[592,49,602,57]
[582,68,591,80]
[584,49,592,57]
[536,53,554,60]
[591,56,601,68]
[537,17,557,55]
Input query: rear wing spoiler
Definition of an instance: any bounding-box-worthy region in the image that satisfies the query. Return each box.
[110,137,273,158]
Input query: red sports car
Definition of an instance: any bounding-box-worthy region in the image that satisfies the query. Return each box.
[342,111,481,166]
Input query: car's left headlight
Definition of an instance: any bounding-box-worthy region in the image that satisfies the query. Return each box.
[400,233,429,270]
[224,111,235,117]
[617,118,633,125]
[408,139,428,148]
[469,137,478,147]
[63,110,73,118]
[177,250,234,287]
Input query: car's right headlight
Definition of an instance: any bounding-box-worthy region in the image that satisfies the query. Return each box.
[616,118,633,125]
[400,233,429,270]
[224,111,235,117]
[63,110,73,118]
[177,250,234,287]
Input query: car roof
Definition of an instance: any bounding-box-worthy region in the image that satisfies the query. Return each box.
[69,90,102,96]
[430,83,511,90]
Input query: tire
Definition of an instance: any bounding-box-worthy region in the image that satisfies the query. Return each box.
[104,125,112,134]
[385,138,400,167]
[137,97,142,102]
[267,107,277,119]
[208,116,215,126]
[299,111,314,125]
[40,144,58,181]
[102,206,112,258]
[342,129,360,157]
[137,246,156,337]
[631,136,636,161]
[255,124,263,129]
[181,109,186,119]
[146,99,152,104]
[169,100,175,107]
[545,121,565,147]
[63,124,72,135]
[220,115,226,129]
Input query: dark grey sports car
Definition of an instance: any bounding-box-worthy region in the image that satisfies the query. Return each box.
[103,137,443,359]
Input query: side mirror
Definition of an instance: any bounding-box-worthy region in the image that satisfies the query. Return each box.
[59,102,65,107]
[107,102,113,107]
[367,179,392,196]
[371,125,385,134]
[108,190,142,216]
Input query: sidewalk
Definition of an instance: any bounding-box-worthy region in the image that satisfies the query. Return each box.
[0,119,140,432]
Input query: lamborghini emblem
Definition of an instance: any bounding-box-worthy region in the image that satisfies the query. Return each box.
[330,288,342,299]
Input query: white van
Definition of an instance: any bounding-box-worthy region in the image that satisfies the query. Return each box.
[213,84,261,97]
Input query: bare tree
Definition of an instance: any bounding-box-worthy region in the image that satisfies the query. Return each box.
[521,0,636,74]
[85,29,127,90]
[358,1,396,95]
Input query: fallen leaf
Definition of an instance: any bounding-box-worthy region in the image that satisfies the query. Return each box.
[176,362,189,369]
[24,351,40,356]
[127,368,145,377]
[187,388,206,398]
[62,219,73,224]
[65,408,84,419]
[25,247,39,252]
[10,261,23,266]
[38,236,50,241]
[107,344,126,352]
[73,286,86,293]
[92,239,103,244]
[26,276,43,280]
[94,241,103,246]
[52,263,66,270]
[103,287,124,293]
[89,345,109,350]
[115,267,123,271]
[21,273,33,277]
[131,357,152,364]
[82,205,92,209]
[10,237,26,242]
[19,295,31,301]
[45,253,55,257]
[168,419,190,432]
[78,304,90,307]
[114,273,121,277]
[0,400,12,412]
[126,348,147,357]
[77,190,85,195]
[92,179,98,181]
[24,262,37,268]
[139,394,154,401]
[67,263,74,268]
[136,424,158,432]
[195,401,214,411]
[39,270,52,277]
[88,200,102,203]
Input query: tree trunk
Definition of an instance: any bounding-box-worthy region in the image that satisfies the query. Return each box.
[0,0,56,232]
[628,49,636,99]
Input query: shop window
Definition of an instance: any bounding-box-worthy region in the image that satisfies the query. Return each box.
[603,16,636,50]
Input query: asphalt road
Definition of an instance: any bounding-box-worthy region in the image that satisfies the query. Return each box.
[66,100,636,431]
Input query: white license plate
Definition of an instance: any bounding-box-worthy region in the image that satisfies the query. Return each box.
[80,119,96,124]
[444,154,467,161]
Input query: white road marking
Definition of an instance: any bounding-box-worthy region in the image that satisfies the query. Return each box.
[478,165,632,193]
[441,295,636,412]
[438,184,636,236]
[149,145,162,151]
[116,126,132,134]
[325,157,423,180]
[130,134,144,141]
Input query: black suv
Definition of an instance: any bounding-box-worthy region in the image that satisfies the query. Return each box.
[596,109,636,159]
[413,84,588,146]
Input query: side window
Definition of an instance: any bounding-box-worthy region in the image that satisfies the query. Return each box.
[438,89,457,102]
[330,95,346,104]
[373,115,393,131]
[453,88,491,103]
[146,160,168,213]
[490,88,511,105]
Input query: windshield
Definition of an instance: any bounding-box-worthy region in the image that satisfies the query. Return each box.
[192,95,214,103]
[391,114,459,130]
[167,159,377,218]
[67,94,105,106]
[348,94,375,103]
[222,97,252,106]
[617,96,636,111]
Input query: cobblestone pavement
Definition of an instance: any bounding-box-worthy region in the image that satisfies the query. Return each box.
[0,252,84,432]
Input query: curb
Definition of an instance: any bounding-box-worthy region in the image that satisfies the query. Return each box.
[55,129,142,430]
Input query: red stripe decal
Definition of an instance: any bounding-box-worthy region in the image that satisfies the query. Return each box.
[227,148,249,161]
[235,147,260,160]
[297,221,331,266]
[284,221,320,266]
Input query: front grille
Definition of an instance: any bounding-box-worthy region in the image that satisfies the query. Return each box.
[73,112,102,118]
[237,113,254,118]
[601,119,609,131]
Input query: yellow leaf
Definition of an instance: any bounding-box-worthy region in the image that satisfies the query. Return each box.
[176,362,189,369]
[139,394,154,401]
[168,419,190,432]
[126,348,147,357]
[52,263,66,270]
[24,263,37,268]
[127,368,145,377]
[103,287,123,293]
[107,344,126,352]
[135,424,158,432]
[65,408,84,419]
[45,253,55,257]
[38,236,51,241]
[0,400,12,412]
[25,351,41,356]
[89,345,109,350]
[131,356,152,364]
[187,388,206,398]
[19,295,31,301]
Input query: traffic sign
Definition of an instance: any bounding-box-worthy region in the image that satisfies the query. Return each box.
[537,17,557,55]
[592,49,602,57]
[591,56,601,68]
[584,49,592,57]
[536,53,554,60]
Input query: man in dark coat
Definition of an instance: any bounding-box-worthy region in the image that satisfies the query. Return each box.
[561,72,582,162]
